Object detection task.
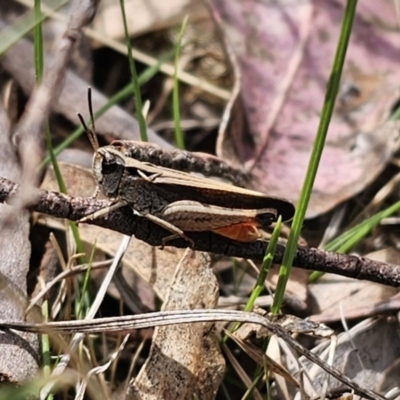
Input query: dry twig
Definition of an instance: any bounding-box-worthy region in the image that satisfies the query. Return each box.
[1,175,400,288]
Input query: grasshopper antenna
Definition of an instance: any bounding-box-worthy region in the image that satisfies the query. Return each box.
[77,87,100,152]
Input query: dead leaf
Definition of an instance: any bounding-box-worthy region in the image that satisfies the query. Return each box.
[94,0,209,39]
[225,331,300,388]
[0,17,168,147]
[268,266,310,312]
[376,357,400,397]
[0,102,39,382]
[212,0,400,217]
[309,248,400,323]
[128,250,225,400]
[297,317,400,396]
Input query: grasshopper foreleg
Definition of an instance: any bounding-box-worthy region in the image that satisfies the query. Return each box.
[79,200,128,223]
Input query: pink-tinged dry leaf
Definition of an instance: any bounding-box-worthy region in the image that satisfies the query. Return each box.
[128,250,225,400]
[212,0,400,217]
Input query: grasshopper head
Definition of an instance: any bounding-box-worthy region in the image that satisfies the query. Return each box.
[93,146,126,197]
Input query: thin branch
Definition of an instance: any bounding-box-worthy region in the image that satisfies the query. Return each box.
[1,176,400,288]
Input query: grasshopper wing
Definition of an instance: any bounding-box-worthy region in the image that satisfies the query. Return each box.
[130,163,295,222]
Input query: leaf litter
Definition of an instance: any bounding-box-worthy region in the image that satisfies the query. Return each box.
[212,0,400,218]
[0,0,400,399]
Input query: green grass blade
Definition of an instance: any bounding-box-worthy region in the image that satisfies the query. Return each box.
[33,1,84,270]
[172,16,189,149]
[327,201,400,253]
[245,217,282,312]
[0,380,46,400]
[76,244,96,319]
[0,0,68,56]
[271,0,358,314]
[33,4,57,398]
[119,0,148,141]
[309,199,400,282]
[224,217,282,341]
[33,0,44,82]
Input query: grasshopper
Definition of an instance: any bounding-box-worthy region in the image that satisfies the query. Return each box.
[78,90,294,245]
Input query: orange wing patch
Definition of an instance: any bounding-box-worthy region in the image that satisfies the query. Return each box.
[212,222,262,242]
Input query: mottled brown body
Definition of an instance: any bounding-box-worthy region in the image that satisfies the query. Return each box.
[89,145,295,244]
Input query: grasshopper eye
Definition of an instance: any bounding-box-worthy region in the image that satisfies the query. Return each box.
[102,162,118,175]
